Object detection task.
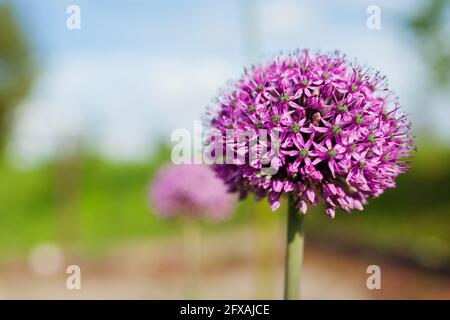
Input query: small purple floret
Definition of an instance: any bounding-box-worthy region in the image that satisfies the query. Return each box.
[150,164,237,221]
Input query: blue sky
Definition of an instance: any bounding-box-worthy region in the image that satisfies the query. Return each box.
[4,0,446,165]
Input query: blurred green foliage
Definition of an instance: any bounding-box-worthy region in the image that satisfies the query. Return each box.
[0,0,447,276]
[0,4,34,151]
[408,0,450,87]
[306,144,450,269]
[0,143,449,269]
[0,145,257,258]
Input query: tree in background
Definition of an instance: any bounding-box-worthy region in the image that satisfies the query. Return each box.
[0,4,34,153]
[408,0,450,88]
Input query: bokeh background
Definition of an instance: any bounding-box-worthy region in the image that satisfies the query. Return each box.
[0,0,449,299]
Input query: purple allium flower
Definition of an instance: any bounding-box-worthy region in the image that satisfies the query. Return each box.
[150,164,237,222]
[207,50,415,218]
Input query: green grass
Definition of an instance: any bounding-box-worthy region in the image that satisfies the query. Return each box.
[0,146,260,257]
[0,144,449,267]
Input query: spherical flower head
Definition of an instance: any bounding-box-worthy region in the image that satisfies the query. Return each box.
[207,50,415,218]
[149,164,237,222]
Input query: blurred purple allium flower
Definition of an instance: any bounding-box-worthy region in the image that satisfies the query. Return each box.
[150,164,237,221]
[207,50,415,218]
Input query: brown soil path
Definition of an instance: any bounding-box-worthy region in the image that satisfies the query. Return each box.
[0,227,449,299]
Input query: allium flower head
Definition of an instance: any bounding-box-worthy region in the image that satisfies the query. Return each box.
[207,50,415,218]
[150,164,237,221]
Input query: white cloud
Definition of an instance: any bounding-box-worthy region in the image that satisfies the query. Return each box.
[8,53,236,165]
[8,0,448,167]
[259,0,315,35]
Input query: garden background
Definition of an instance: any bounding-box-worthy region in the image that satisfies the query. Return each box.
[0,0,449,299]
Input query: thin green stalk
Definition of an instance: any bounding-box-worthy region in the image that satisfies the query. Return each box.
[284,194,305,300]
[182,219,201,299]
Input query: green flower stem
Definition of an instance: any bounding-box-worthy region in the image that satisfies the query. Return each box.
[284,193,305,300]
[182,219,202,299]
